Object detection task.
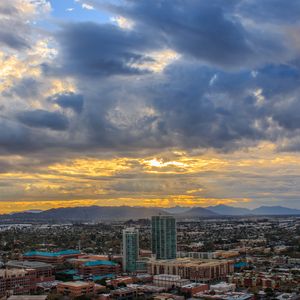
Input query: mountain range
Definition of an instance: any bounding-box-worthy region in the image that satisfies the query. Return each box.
[0,204,300,223]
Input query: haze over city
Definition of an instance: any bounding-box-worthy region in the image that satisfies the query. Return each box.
[2,0,300,213]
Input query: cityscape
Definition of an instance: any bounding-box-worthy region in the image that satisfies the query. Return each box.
[0,214,299,299]
[1,0,300,299]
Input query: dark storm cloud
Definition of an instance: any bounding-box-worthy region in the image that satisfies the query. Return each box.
[49,93,84,113]
[17,110,69,131]
[0,118,33,153]
[2,0,300,155]
[238,0,300,24]
[91,0,289,69]
[53,22,161,77]
[115,0,253,67]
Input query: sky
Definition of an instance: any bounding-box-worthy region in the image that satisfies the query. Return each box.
[1,0,300,213]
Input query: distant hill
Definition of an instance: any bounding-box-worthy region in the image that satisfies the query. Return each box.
[163,206,191,214]
[177,206,219,218]
[207,205,252,216]
[0,206,166,223]
[251,206,300,215]
[1,204,300,223]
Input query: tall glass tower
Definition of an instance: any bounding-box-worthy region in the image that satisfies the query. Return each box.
[122,227,139,272]
[151,215,177,259]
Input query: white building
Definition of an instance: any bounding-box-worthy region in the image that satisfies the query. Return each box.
[210,282,236,293]
[153,274,190,288]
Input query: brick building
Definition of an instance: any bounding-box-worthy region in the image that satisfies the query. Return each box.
[148,258,234,282]
[6,261,55,283]
[0,269,37,297]
[57,281,105,298]
[71,260,120,277]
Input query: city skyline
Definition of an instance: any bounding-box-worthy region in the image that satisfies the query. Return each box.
[2,0,300,213]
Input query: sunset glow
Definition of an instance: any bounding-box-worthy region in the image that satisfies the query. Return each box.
[1,0,300,213]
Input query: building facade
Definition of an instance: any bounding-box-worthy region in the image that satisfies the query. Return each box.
[122,228,139,272]
[77,260,120,277]
[148,258,234,282]
[0,269,37,297]
[151,216,177,260]
[6,261,55,283]
[57,281,105,297]
[153,274,190,288]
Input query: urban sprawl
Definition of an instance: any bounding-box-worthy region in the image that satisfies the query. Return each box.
[0,215,299,300]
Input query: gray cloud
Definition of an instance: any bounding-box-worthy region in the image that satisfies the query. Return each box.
[2,0,300,156]
[17,109,69,131]
[238,0,300,24]
[52,22,161,77]
[49,92,84,113]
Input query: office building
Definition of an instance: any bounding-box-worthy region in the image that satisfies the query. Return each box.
[148,258,234,282]
[122,228,139,272]
[151,215,176,259]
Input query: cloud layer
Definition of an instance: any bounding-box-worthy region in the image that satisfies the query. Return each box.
[1,0,300,211]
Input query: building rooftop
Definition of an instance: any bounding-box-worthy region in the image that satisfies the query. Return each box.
[149,257,233,267]
[58,281,93,287]
[154,274,182,280]
[210,282,235,289]
[181,283,208,288]
[58,269,77,275]
[7,260,53,269]
[92,274,115,281]
[8,296,48,300]
[84,260,117,267]
[195,292,253,300]
[24,249,80,257]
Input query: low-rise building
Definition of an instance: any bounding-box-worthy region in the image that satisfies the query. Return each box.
[7,296,47,300]
[194,291,254,300]
[228,271,298,290]
[77,260,120,277]
[177,251,239,260]
[148,258,234,282]
[110,286,139,300]
[107,276,134,287]
[6,261,55,283]
[180,283,209,297]
[210,282,236,293]
[153,293,184,300]
[153,274,190,288]
[57,281,105,297]
[0,269,37,297]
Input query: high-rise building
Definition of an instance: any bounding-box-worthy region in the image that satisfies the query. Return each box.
[151,215,177,259]
[122,228,139,272]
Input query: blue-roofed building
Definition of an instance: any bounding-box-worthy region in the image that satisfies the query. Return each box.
[91,274,115,281]
[73,260,121,278]
[23,249,81,264]
[234,262,249,269]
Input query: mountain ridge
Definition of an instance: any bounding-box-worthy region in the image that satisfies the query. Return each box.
[0,204,299,223]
